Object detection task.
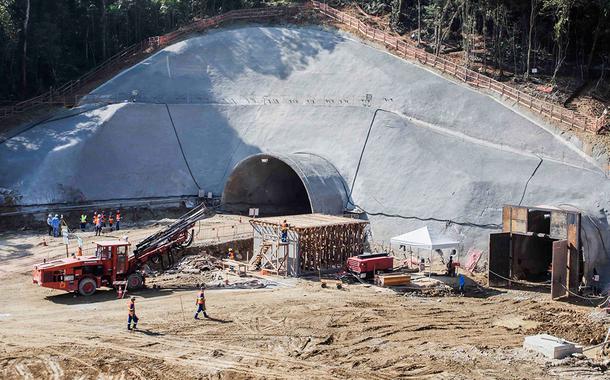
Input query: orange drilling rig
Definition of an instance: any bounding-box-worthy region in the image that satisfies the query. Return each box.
[32,204,209,296]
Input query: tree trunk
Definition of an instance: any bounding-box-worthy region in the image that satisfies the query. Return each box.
[525,0,537,80]
[586,10,604,79]
[417,0,421,45]
[20,0,31,97]
[101,0,107,60]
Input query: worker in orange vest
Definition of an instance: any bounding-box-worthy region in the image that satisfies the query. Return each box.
[194,286,208,319]
[127,296,138,330]
[109,214,114,230]
[115,210,121,231]
[280,220,289,243]
[227,248,235,260]
[101,212,106,227]
[93,213,98,229]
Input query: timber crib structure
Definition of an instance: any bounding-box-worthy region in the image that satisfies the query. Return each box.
[250,214,369,277]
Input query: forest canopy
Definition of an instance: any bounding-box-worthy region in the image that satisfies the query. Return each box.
[0,0,608,101]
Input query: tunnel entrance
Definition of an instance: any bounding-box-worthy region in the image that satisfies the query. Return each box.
[222,153,348,217]
[222,155,312,216]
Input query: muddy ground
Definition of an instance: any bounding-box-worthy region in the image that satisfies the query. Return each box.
[1,220,610,379]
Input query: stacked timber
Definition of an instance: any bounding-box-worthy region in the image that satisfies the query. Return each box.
[375,273,411,287]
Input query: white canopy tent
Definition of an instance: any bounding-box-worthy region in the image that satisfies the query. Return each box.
[390,226,460,274]
[390,226,460,250]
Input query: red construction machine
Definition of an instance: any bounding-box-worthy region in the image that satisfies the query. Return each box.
[346,252,394,279]
[32,204,210,296]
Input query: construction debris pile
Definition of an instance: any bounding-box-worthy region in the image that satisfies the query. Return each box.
[146,253,271,290]
[157,254,223,275]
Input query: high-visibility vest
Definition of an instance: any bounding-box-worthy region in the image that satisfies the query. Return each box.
[196,292,205,305]
[281,223,288,232]
[116,213,121,221]
[93,215,98,225]
[101,214,106,222]
[128,301,135,316]
[80,214,87,223]
[109,216,114,224]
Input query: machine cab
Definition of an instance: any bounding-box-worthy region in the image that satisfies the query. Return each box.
[94,241,131,277]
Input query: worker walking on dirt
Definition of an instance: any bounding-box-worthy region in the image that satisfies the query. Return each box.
[194,286,208,319]
[127,296,139,330]
[280,220,289,243]
[109,214,114,230]
[46,214,53,236]
[80,213,87,232]
[101,211,106,227]
[115,210,121,231]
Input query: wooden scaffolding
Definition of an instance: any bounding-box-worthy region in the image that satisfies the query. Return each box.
[250,214,369,276]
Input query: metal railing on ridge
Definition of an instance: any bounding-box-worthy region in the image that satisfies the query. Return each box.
[310,1,605,134]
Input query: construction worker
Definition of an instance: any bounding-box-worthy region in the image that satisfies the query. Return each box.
[80,213,87,232]
[95,213,103,236]
[109,214,114,230]
[458,274,465,294]
[46,214,53,236]
[592,268,601,296]
[115,210,121,231]
[280,220,289,243]
[446,255,456,277]
[51,214,60,237]
[101,211,106,227]
[93,213,98,231]
[127,296,138,330]
[194,286,208,319]
[227,248,235,260]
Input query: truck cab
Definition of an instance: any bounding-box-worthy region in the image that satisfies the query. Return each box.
[32,240,143,296]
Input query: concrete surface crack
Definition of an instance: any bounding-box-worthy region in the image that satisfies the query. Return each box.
[518,156,543,206]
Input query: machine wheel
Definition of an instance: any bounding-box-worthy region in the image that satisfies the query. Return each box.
[78,278,97,296]
[126,273,144,290]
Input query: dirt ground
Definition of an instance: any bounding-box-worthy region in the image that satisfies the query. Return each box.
[1,221,610,379]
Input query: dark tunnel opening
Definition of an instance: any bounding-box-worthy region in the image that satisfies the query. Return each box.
[222,156,313,216]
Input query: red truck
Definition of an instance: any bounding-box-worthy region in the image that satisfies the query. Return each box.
[32,204,208,296]
[347,252,394,278]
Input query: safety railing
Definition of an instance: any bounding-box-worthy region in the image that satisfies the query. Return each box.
[310,1,605,134]
[0,5,308,121]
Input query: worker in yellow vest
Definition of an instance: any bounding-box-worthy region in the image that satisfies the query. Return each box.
[127,296,138,330]
[194,286,208,319]
[80,213,87,232]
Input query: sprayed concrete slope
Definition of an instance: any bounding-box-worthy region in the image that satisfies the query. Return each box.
[1,26,609,275]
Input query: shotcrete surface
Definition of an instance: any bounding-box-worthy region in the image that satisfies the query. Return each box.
[1,26,609,275]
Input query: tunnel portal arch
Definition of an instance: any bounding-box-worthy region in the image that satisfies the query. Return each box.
[222,153,348,216]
